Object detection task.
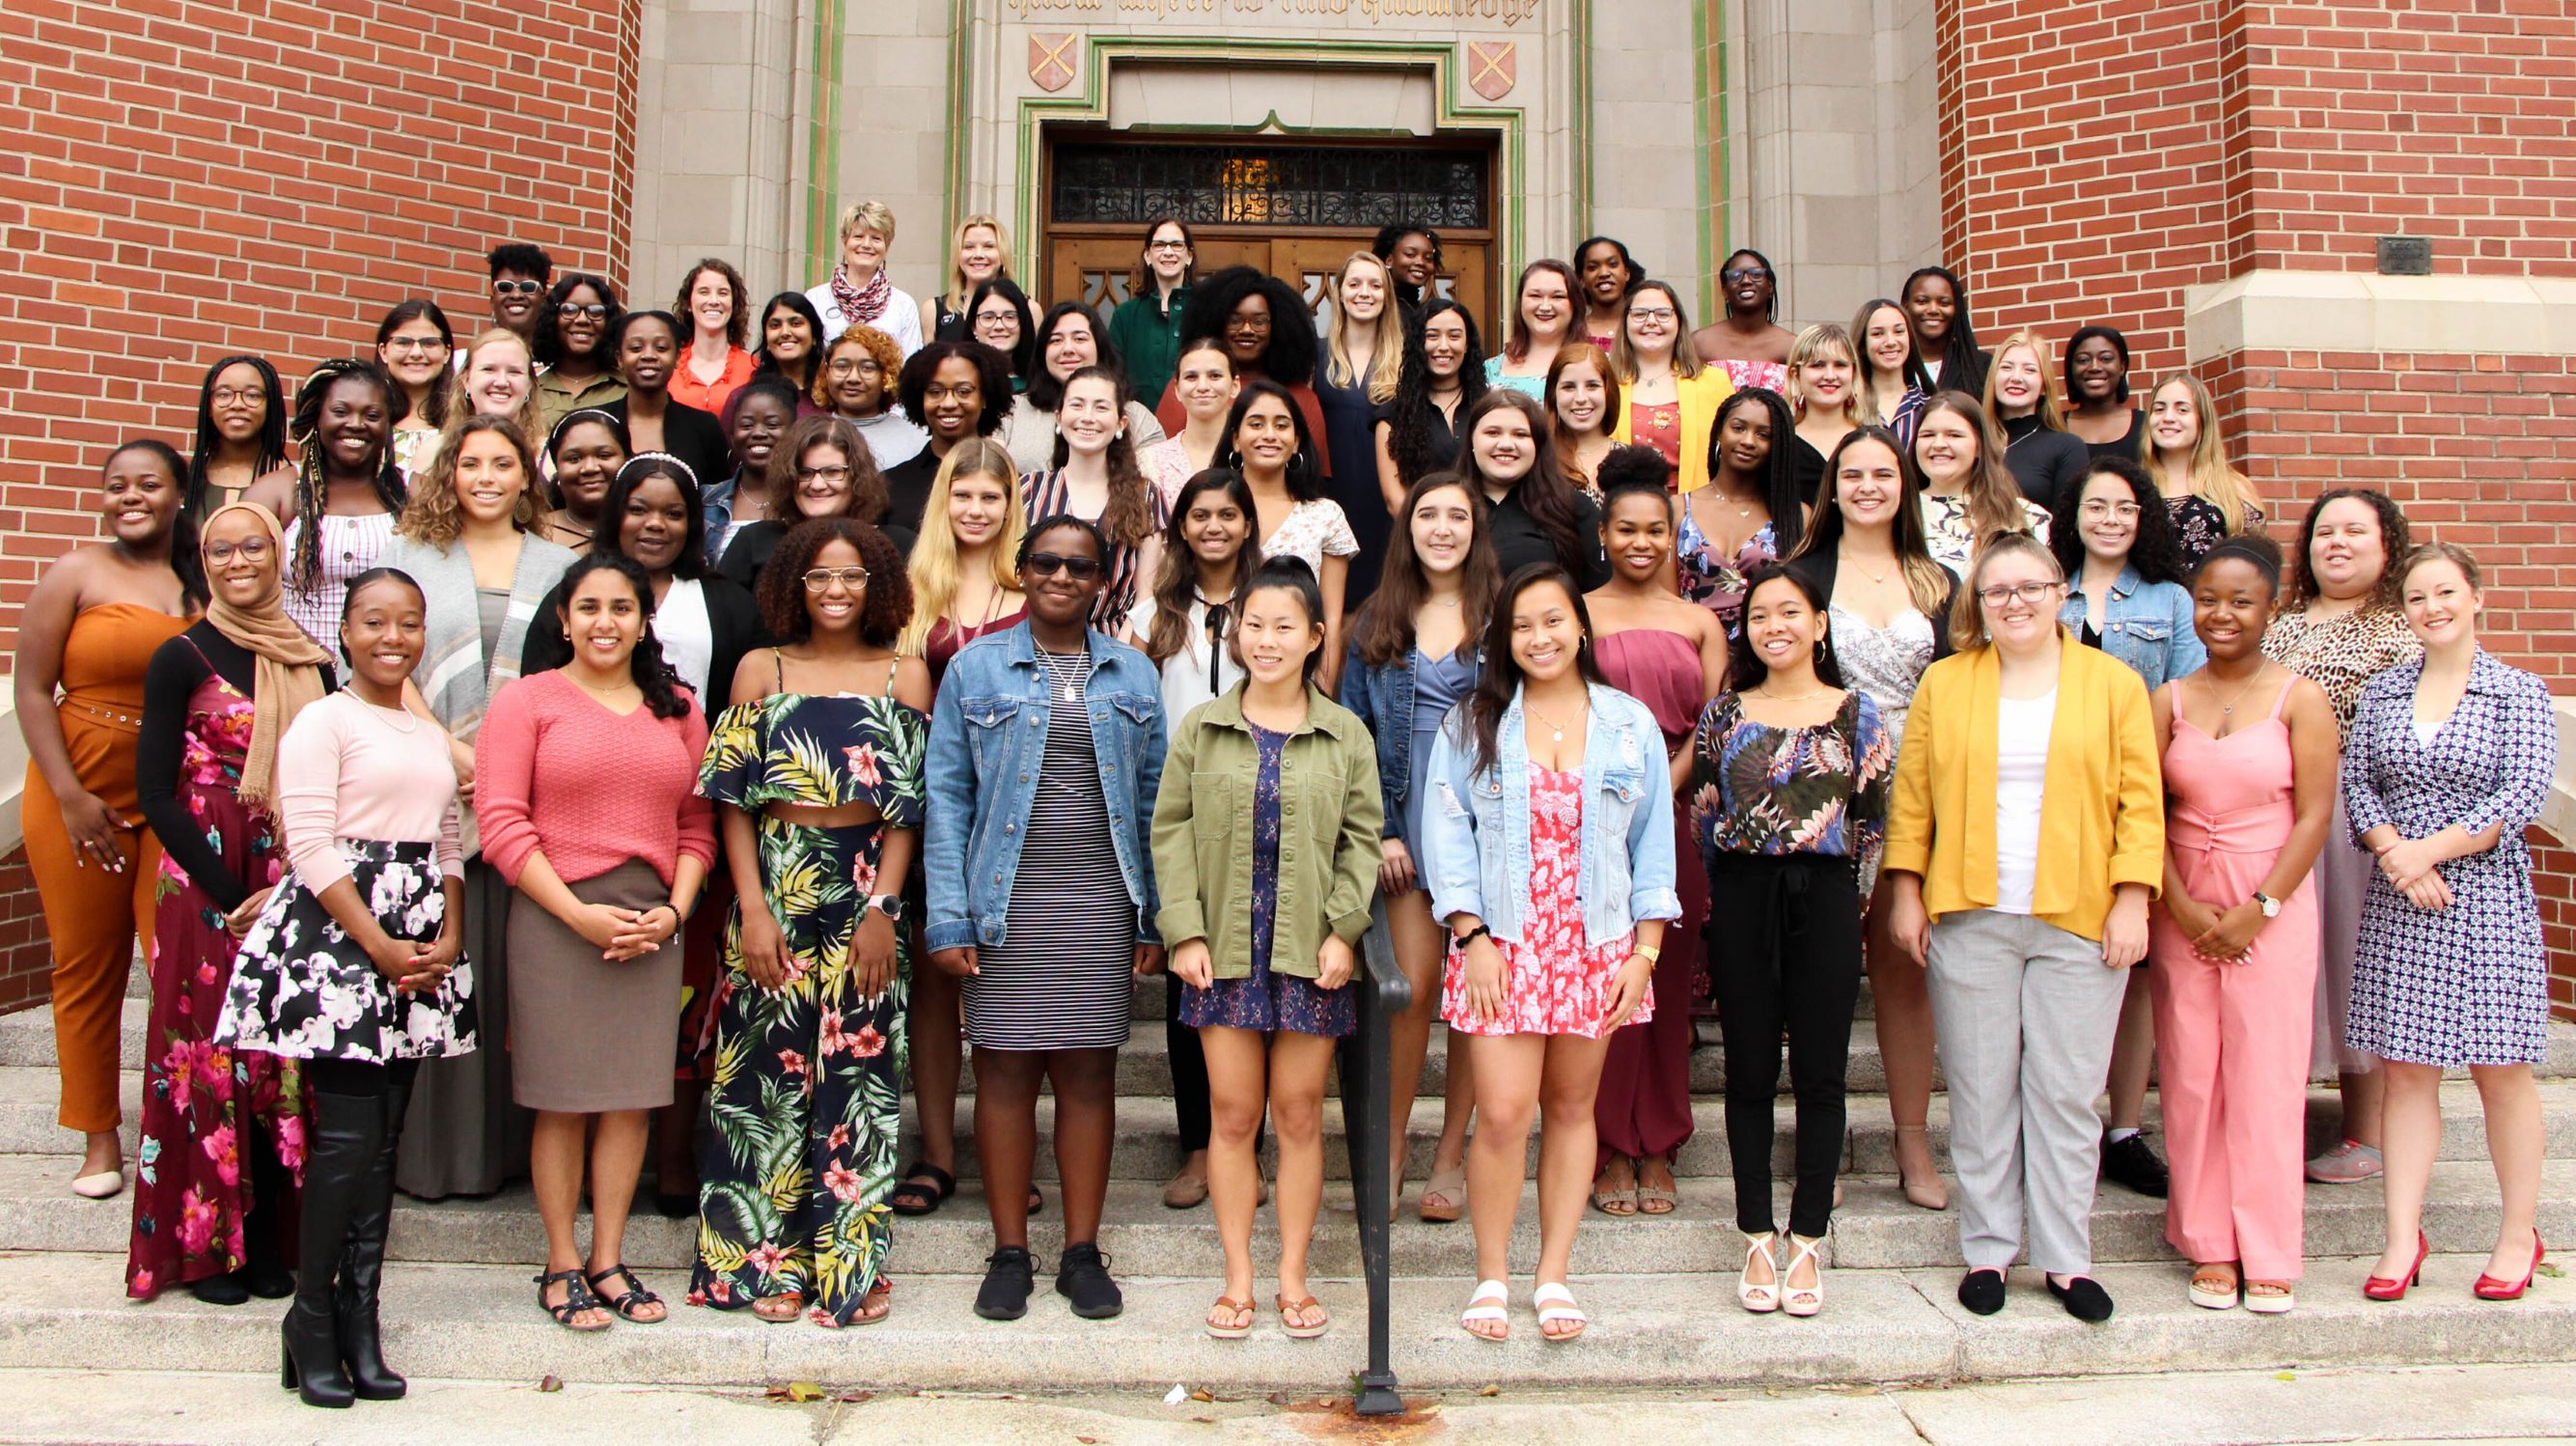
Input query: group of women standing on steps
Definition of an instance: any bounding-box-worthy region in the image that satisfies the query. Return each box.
[13,221,2561,1390]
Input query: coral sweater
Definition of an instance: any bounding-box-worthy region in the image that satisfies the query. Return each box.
[473,670,715,888]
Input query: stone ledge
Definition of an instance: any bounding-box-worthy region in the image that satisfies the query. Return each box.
[2182,269,2576,363]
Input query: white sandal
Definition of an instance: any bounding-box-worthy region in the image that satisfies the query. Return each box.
[1781,1234,1826,1317]
[1739,1232,1780,1314]
[1532,1281,1587,1343]
[1460,1279,1510,1341]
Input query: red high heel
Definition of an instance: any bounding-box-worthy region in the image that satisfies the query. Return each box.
[2363,1232,2430,1301]
[2474,1233,2546,1301]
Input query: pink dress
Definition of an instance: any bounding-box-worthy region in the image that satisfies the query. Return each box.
[1441,765,1645,1039]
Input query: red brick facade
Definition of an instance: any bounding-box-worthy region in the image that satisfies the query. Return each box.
[1941,0,2576,1016]
[0,0,642,1005]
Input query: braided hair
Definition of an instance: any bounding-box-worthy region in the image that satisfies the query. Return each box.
[285,358,407,594]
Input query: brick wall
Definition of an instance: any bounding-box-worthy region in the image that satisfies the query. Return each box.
[0,0,642,1008]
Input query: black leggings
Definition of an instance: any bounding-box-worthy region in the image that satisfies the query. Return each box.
[1709,852,1864,1238]
[305,1057,422,1098]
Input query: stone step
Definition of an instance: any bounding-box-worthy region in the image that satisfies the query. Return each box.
[6,1064,2573,1182]
[0,1249,2563,1394]
[5,1153,2565,1279]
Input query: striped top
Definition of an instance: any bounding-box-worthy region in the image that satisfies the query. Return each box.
[281,511,397,648]
[1017,468,1170,629]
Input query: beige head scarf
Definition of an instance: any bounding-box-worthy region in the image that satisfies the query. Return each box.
[198,501,333,811]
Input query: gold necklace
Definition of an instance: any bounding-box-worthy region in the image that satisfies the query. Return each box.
[1524,694,1588,744]
[2215,662,2272,717]
[1843,546,1897,586]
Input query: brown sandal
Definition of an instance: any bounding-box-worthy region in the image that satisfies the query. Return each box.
[1205,1293,1256,1339]
[1276,1293,1330,1339]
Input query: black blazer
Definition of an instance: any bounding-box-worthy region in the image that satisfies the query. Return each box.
[1783,545,1964,668]
[603,395,732,498]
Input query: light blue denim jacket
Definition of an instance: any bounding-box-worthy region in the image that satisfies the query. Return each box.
[1336,641,1482,848]
[2058,565,2206,690]
[923,622,1166,953]
[1418,681,1680,947]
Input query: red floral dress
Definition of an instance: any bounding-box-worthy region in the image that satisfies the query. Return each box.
[126,669,305,1298]
[1441,766,1645,1039]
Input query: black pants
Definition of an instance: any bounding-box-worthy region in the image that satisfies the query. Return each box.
[1166,981,1212,1154]
[1710,852,1864,1238]
[307,1057,422,1098]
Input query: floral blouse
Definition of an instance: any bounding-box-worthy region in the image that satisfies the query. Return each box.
[1688,689,1895,866]
[699,688,928,822]
[1676,507,1777,638]
[2261,601,2421,748]
[1919,492,2052,576]
[2169,493,2264,570]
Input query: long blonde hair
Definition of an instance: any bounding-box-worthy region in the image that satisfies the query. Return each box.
[1980,329,2068,430]
[2139,373,2259,536]
[900,437,1025,656]
[1785,322,1864,428]
[1322,250,1404,403]
[948,213,1012,301]
[450,327,545,447]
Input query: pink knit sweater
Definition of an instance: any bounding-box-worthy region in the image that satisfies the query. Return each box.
[473,669,716,888]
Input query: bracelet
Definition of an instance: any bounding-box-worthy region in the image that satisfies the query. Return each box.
[1633,943,1661,966]
[1454,923,1491,948]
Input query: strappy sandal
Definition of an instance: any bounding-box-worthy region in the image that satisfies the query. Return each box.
[1591,1157,1638,1216]
[1419,1166,1466,1224]
[1205,1293,1256,1340]
[1739,1232,1781,1314]
[1636,1157,1678,1216]
[1276,1293,1330,1340]
[2190,1264,2241,1311]
[534,1267,612,1331]
[850,1277,894,1326]
[587,1264,667,1322]
[890,1160,955,1216]
[751,1291,806,1323]
[1460,1279,1509,1341]
[1781,1234,1826,1318]
[1533,1281,1588,1343]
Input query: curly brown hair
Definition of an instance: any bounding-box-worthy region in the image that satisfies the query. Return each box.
[755,516,911,647]
[397,413,540,546]
[673,258,750,349]
[812,324,902,415]
[2288,487,2411,613]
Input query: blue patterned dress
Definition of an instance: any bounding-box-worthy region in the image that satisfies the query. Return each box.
[2341,648,2555,1067]
[1177,723,1355,1037]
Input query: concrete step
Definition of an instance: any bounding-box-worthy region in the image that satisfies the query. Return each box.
[5,1153,2565,1279]
[0,1248,2564,1393]
[7,1063,2574,1182]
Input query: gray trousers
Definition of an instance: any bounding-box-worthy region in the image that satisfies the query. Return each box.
[1925,908,2128,1275]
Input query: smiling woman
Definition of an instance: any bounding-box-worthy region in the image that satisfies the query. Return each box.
[534,275,628,432]
[808,200,924,356]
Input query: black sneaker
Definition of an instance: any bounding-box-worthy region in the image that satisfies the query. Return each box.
[1055,1241,1123,1319]
[1956,1267,2007,1316]
[2047,1273,2116,1322]
[974,1246,1036,1321]
[188,1270,250,1306]
[2100,1131,2171,1198]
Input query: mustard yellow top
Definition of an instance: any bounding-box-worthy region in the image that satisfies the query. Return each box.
[1611,368,1735,494]
[1882,631,2164,941]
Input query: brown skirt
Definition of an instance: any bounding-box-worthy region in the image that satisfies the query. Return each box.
[507,859,679,1113]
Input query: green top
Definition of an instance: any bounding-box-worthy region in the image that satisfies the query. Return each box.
[1150,681,1384,981]
[1110,284,1193,416]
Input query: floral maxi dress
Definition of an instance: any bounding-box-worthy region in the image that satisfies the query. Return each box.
[689,683,927,1325]
[127,664,305,1298]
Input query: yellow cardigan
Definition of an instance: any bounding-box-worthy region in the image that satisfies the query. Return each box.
[1882,632,2165,941]
[1611,368,1735,493]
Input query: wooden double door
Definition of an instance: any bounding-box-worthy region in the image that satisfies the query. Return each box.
[1045,235,1492,343]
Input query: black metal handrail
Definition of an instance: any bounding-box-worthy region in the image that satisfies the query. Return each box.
[1341,921,1412,1416]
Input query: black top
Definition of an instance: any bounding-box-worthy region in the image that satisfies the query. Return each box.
[1489,487,1611,591]
[1787,432,1832,507]
[1372,396,1465,485]
[1782,548,1964,668]
[882,449,942,540]
[136,622,337,913]
[1923,348,1991,401]
[716,518,918,603]
[1999,415,2091,515]
[522,571,761,710]
[603,395,732,499]
[1316,371,1392,609]
[2079,408,2148,462]
[929,293,969,345]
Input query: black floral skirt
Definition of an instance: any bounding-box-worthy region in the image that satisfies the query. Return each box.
[217,839,478,1064]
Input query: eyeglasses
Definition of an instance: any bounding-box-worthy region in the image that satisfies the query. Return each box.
[801,567,869,592]
[1976,580,2064,607]
[795,464,854,484]
[558,302,609,320]
[2078,501,2143,519]
[204,538,272,565]
[1025,551,1104,581]
[382,337,446,353]
[1629,307,1677,322]
[1722,267,1771,284]
[1147,239,1190,253]
[826,358,883,377]
[492,280,544,297]
[974,312,1019,329]
[210,387,267,406]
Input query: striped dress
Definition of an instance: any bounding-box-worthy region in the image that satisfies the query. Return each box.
[1017,469,1169,629]
[961,646,1137,1050]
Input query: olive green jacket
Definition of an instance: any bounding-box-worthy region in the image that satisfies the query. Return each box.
[1150,683,1385,981]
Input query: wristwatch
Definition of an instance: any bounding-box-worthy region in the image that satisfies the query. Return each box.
[2251,892,2281,918]
[868,895,906,922]
[1634,944,1662,965]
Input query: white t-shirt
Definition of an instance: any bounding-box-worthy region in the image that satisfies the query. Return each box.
[656,577,716,702]
[1992,688,2057,916]
[804,280,925,358]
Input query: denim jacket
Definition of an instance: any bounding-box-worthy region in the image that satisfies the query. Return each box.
[2057,565,2205,690]
[923,623,1166,953]
[1418,681,1680,948]
[1336,641,1478,848]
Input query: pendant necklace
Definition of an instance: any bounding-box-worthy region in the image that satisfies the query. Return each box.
[1525,694,1587,744]
[1039,646,1089,703]
[2217,662,2270,717]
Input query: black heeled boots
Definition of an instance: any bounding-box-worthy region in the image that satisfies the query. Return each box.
[281,1088,380,1408]
[337,1072,413,1400]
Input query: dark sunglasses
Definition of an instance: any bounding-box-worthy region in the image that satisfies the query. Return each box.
[1025,551,1104,581]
